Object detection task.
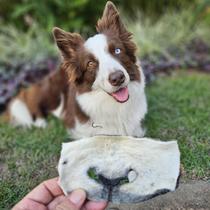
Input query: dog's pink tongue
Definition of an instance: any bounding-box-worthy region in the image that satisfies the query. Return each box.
[111,87,129,103]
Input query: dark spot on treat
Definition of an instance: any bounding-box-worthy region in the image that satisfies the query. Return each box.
[63,160,68,165]
[98,174,129,187]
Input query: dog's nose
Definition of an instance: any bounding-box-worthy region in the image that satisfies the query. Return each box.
[109,71,125,86]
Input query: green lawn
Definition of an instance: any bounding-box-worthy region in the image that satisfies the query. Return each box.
[0,71,210,208]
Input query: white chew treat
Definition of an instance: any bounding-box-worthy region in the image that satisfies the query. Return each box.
[58,136,180,204]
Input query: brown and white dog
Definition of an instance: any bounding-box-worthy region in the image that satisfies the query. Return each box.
[8,1,147,139]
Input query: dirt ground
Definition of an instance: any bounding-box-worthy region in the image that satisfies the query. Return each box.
[107,181,210,210]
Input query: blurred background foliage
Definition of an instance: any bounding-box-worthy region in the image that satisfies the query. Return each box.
[0,0,210,64]
[1,0,210,33]
[127,9,210,57]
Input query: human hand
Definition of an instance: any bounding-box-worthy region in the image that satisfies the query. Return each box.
[12,177,108,210]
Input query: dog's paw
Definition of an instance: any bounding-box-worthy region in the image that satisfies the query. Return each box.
[33,118,47,128]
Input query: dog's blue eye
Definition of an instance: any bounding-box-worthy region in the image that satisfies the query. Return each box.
[114,48,121,55]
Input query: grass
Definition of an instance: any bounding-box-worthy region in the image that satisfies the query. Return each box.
[0,119,67,209]
[0,71,210,208]
[145,71,210,179]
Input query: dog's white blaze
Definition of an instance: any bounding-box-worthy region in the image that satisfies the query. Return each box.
[84,34,130,93]
[10,98,33,127]
[69,68,147,139]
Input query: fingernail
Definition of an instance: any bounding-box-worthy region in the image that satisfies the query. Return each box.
[68,189,86,205]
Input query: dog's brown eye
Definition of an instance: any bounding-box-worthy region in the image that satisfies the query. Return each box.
[87,61,95,67]
[87,61,97,71]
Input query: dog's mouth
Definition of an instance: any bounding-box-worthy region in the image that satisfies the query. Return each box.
[110,87,129,103]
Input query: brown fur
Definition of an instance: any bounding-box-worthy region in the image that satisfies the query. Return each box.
[53,1,140,96]
[7,1,140,129]
[60,49,98,94]
[52,28,99,127]
[107,35,140,82]
[62,83,89,128]
[96,1,140,81]
[8,68,68,122]
[52,1,141,129]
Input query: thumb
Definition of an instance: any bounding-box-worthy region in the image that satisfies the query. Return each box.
[56,189,86,210]
[68,189,86,208]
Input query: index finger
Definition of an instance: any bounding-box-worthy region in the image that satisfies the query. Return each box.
[26,177,64,205]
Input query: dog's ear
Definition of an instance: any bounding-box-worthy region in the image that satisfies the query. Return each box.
[53,27,84,83]
[96,1,131,38]
[52,27,84,59]
[97,1,137,62]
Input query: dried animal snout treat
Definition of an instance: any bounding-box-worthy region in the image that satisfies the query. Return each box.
[58,136,180,203]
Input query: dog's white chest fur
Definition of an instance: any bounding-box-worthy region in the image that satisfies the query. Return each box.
[69,81,147,139]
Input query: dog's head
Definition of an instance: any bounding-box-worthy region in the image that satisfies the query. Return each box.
[53,1,140,103]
